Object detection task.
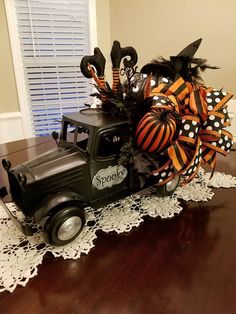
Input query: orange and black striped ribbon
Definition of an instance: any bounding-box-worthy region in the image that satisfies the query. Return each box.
[189,89,208,120]
[168,140,188,172]
[202,147,216,177]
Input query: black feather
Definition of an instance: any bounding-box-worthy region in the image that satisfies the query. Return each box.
[141,55,219,84]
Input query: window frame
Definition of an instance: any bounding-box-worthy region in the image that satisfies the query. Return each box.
[4,0,98,138]
[62,120,90,153]
[94,124,130,161]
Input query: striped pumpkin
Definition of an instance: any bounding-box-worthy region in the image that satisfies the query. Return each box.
[135,106,177,153]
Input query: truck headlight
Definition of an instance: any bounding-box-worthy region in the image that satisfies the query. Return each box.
[166,175,180,192]
[2,159,11,172]
[157,175,180,196]
[18,173,27,187]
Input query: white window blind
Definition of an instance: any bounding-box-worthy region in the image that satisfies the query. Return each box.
[12,0,94,136]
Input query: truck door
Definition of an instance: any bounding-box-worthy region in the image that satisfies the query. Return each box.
[90,124,130,202]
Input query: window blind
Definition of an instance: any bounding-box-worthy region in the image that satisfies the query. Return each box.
[13,0,93,136]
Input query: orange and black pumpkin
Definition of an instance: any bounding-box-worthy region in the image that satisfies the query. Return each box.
[135,104,177,153]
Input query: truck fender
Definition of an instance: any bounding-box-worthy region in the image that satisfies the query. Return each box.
[33,191,85,223]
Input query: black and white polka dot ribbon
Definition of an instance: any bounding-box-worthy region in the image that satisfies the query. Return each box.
[147,76,233,186]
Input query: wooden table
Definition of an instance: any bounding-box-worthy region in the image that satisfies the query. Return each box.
[0,137,236,314]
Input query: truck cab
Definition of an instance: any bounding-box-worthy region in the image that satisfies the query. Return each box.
[59,108,132,205]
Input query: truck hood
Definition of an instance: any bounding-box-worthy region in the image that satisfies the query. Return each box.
[14,146,87,182]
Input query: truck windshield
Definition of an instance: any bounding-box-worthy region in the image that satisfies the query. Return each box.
[63,121,89,151]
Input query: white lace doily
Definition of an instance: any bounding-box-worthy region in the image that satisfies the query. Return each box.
[0,170,235,293]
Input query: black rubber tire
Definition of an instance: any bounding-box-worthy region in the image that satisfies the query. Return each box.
[44,206,85,246]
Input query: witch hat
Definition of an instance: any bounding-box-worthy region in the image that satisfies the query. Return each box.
[140,38,213,82]
[176,38,202,58]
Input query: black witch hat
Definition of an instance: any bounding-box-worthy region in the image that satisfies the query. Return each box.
[140,38,218,83]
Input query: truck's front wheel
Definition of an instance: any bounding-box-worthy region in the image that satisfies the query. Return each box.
[44,206,85,246]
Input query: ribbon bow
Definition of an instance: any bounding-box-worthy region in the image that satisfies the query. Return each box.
[143,75,233,186]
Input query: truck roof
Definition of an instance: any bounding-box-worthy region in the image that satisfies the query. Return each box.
[63,108,128,129]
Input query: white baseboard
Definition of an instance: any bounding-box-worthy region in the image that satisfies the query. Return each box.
[0,100,235,144]
[0,112,25,144]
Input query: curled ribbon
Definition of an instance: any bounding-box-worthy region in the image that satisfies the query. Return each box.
[137,75,233,186]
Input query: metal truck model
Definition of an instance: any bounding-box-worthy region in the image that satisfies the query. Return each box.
[0,108,179,246]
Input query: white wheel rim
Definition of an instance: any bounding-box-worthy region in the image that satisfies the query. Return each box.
[57,216,82,241]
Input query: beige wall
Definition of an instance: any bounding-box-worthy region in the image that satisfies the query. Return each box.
[1,0,235,115]
[96,0,112,82]
[96,0,111,59]
[110,0,236,97]
[0,1,19,113]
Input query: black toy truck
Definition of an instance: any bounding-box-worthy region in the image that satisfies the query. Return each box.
[0,108,179,246]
